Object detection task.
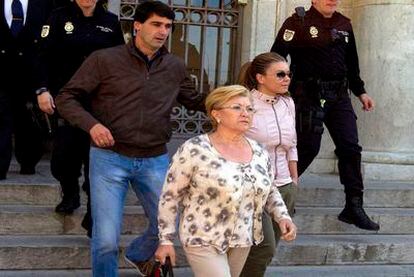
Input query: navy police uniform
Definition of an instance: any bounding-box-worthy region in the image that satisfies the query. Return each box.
[271,6,364,196]
[271,6,379,231]
[36,1,124,233]
[0,0,63,179]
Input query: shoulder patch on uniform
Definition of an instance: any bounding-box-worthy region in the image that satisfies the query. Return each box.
[41,25,50,38]
[283,29,295,42]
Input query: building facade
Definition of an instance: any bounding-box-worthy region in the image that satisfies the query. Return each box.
[111,0,414,181]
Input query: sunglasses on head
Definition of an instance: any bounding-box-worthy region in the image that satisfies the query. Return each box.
[276,71,293,80]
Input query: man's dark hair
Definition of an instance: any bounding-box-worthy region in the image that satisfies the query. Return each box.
[134,1,175,23]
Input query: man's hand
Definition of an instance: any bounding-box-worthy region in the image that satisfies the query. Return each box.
[37,91,55,115]
[358,93,375,112]
[279,218,297,241]
[89,123,115,148]
[154,244,176,266]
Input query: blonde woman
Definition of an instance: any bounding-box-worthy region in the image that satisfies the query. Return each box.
[155,85,296,277]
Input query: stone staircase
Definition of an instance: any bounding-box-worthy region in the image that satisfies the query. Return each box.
[1,162,414,276]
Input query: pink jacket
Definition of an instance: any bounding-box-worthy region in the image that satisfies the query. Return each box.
[246,89,298,186]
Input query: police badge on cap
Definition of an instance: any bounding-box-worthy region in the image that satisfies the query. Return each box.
[283,29,295,41]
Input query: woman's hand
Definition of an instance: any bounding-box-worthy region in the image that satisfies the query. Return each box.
[278,218,297,242]
[154,244,176,266]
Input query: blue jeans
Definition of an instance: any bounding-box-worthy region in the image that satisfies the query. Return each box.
[89,147,169,277]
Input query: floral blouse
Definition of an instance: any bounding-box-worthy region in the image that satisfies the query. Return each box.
[158,134,291,253]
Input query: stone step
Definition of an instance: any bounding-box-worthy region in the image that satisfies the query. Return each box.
[0,172,60,206]
[294,207,414,234]
[2,171,414,207]
[0,269,193,277]
[3,265,414,277]
[0,205,145,236]
[2,174,414,208]
[297,174,414,208]
[1,205,413,235]
[0,182,139,206]
[266,265,414,277]
[1,235,413,269]
[274,234,414,266]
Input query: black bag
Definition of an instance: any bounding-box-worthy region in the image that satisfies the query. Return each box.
[149,257,174,277]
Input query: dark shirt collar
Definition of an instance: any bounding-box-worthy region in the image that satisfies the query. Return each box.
[134,45,157,64]
[128,41,168,68]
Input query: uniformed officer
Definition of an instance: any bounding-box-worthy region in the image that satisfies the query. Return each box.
[271,0,379,231]
[35,0,124,237]
[0,0,63,180]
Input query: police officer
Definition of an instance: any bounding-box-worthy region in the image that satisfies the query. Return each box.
[271,0,379,231]
[0,0,64,180]
[35,0,124,237]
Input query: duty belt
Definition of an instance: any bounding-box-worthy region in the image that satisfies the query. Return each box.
[318,79,348,91]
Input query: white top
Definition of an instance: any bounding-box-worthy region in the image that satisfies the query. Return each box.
[4,0,28,27]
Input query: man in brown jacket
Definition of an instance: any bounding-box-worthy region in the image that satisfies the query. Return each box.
[56,2,205,276]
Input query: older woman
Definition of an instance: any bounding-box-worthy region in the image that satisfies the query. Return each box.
[239,52,298,276]
[154,85,296,277]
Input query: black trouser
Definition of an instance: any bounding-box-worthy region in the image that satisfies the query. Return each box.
[51,124,90,199]
[0,91,44,177]
[295,92,364,197]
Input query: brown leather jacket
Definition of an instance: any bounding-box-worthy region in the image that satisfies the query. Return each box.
[56,42,205,157]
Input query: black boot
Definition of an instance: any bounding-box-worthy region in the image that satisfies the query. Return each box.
[338,196,380,231]
[55,195,80,214]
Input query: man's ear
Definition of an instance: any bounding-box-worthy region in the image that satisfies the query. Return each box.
[133,21,141,32]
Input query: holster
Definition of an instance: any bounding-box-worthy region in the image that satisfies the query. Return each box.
[27,102,58,137]
[291,80,325,134]
[297,105,325,134]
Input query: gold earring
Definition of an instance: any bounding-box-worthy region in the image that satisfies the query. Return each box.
[217,118,221,124]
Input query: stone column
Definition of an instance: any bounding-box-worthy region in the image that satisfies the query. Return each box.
[268,0,414,180]
[349,0,414,180]
[242,0,413,180]
[241,0,279,62]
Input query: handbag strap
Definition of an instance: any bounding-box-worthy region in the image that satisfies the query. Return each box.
[162,257,174,277]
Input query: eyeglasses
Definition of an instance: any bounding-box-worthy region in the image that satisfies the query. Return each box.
[218,104,256,115]
[276,71,293,80]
